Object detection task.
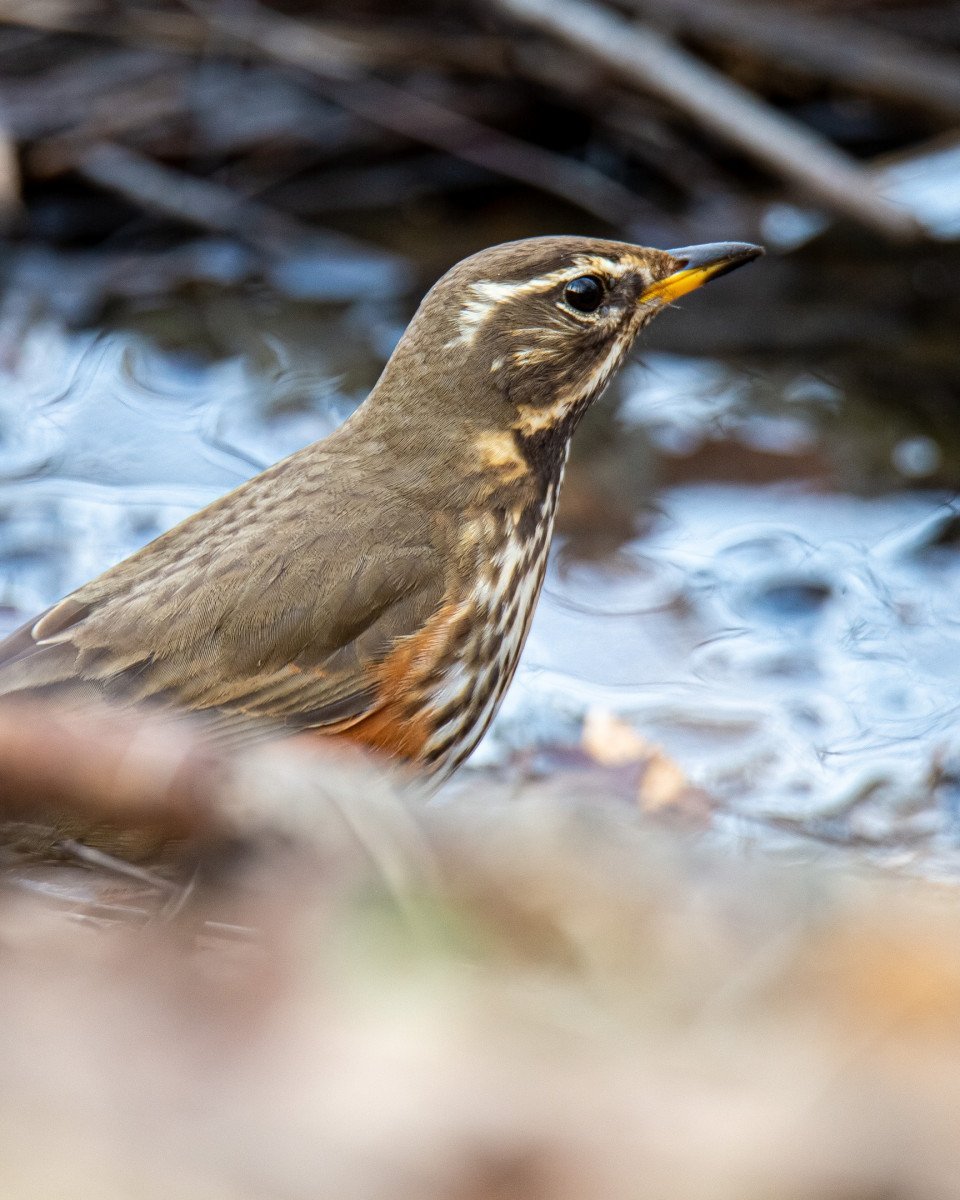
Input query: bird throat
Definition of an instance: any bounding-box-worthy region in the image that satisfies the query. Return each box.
[513,394,589,489]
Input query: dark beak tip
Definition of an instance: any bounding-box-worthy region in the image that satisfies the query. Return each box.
[665,240,765,273]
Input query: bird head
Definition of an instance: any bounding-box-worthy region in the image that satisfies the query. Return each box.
[365,235,762,485]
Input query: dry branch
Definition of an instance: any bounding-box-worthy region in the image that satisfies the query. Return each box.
[0,0,951,248]
[492,0,920,239]
[197,1,651,227]
[0,119,20,214]
[72,141,323,255]
[626,0,960,121]
[0,0,653,227]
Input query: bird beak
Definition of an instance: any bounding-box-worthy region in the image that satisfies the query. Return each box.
[639,241,764,305]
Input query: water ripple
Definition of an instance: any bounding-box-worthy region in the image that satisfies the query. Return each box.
[3,315,959,853]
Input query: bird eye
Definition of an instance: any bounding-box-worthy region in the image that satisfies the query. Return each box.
[562,275,605,314]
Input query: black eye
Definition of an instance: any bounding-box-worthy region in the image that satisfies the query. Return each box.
[563,275,604,313]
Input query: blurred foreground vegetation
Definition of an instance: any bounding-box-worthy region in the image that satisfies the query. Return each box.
[2,703,960,1200]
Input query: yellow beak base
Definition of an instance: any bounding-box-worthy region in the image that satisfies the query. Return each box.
[640,241,764,306]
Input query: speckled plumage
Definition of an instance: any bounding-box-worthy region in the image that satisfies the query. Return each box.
[0,235,762,780]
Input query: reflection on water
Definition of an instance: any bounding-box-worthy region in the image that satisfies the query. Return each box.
[507,486,960,835]
[1,301,959,865]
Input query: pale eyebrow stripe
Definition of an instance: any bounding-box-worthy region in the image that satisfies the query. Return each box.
[449,253,635,346]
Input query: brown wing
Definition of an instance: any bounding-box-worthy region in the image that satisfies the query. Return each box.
[0,480,448,747]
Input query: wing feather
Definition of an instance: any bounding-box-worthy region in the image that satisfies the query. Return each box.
[0,473,448,745]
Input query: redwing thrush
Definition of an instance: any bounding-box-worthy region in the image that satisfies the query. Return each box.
[0,237,761,781]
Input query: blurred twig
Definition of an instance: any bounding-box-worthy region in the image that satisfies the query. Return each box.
[320,75,647,225]
[73,141,320,255]
[0,0,205,47]
[0,0,951,249]
[626,0,960,121]
[0,119,20,215]
[0,0,653,226]
[0,47,172,139]
[194,1,651,226]
[492,0,920,239]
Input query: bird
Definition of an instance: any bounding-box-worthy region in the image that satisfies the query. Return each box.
[0,236,762,783]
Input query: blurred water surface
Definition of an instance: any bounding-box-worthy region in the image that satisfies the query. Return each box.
[1,247,958,868]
